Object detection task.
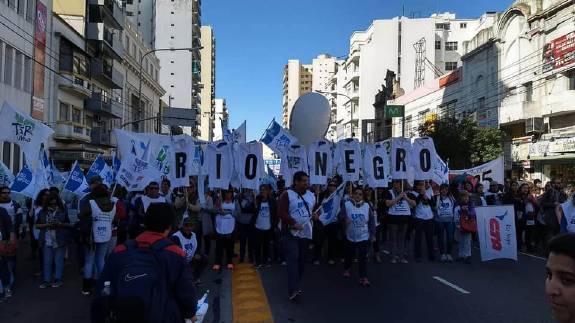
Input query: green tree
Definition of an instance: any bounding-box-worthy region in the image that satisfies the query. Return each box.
[418,117,503,169]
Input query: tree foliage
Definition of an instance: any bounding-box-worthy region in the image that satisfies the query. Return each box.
[418,117,503,169]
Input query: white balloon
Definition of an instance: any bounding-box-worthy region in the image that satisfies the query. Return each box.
[289,93,331,147]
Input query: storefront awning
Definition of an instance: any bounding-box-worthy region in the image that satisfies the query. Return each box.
[527,154,575,161]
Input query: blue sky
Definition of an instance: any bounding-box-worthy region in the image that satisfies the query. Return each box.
[202,0,513,140]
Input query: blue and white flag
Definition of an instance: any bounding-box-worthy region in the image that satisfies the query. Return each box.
[260,119,298,156]
[116,153,162,192]
[86,155,114,187]
[0,160,15,187]
[49,160,66,188]
[432,154,449,185]
[10,164,36,198]
[318,183,346,225]
[63,161,90,197]
[112,152,121,179]
[260,165,278,192]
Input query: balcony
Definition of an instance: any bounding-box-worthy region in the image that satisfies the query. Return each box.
[86,23,123,60]
[58,73,92,98]
[541,90,575,117]
[91,127,115,147]
[344,69,360,85]
[85,92,123,118]
[88,0,125,30]
[53,122,91,143]
[91,58,123,89]
[499,100,541,126]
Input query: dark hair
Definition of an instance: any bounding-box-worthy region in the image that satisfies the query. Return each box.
[92,184,110,199]
[0,185,9,193]
[49,187,60,194]
[35,189,50,207]
[43,192,64,210]
[161,178,171,187]
[144,203,174,233]
[292,171,309,184]
[534,179,542,184]
[148,181,159,188]
[440,183,449,189]
[547,234,575,262]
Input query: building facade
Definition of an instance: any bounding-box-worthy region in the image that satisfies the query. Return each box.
[199,25,215,141]
[126,0,202,136]
[281,59,312,127]
[212,98,227,141]
[0,0,52,173]
[50,0,125,168]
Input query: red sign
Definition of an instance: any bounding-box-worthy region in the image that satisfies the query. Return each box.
[32,1,47,120]
[439,68,460,88]
[542,31,575,72]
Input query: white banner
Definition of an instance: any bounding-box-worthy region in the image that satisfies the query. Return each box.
[476,205,517,262]
[412,137,436,180]
[450,156,504,185]
[308,140,333,185]
[335,138,361,182]
[205,141,234,190]
[170,137,195,188]
[363,142,390,188]
[116,154,162,192]
[391,138,412,180]
[236,142,264,190]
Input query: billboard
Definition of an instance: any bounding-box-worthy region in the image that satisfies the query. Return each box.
[542,31,575,72]
[32,1,47,120]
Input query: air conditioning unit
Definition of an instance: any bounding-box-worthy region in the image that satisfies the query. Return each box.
[525,117,544,134]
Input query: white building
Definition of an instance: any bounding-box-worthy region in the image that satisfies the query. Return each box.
[282,59,312,127]
[334,13,482,141]
[213,98,227,140]
[0,0,52,173]
[199,25,215,141]
[126,0,202,135]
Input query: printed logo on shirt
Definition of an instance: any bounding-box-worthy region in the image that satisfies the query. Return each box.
[351,213,365,227]
[124,273,148,282]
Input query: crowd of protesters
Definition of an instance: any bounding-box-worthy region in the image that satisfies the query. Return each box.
[0,170,574,320]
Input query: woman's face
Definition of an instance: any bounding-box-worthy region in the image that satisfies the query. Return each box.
[47,199,58,211]
[353,190,364,203]
[521,185,529,195]
[327,183,337,193]
[460,195,469,205]
[511,182,519,191]
[224,191,233,201]
[546,252,575,323]
[464,183,473,192]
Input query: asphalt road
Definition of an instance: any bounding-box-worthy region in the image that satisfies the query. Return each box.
[259,250,553,323]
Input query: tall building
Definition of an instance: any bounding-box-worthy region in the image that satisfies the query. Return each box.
[281,59,312,128]
[213,98,227,140]
[199,25,215,141]
[0,0,51,173]
[125,0,202,135]
[333,13,481,140]
[50,0,125,168]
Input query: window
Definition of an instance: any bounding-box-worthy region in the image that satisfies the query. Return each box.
[59,102,69,121]
[73,53,88,76]
[8,0,15,9]
[4,45,13,85]
[26,0,35,22]
[126,11,133,16]
[460,23,467,29]
[170,72,174,75]
[3,143,11,171]
[132,44,136,57]
[445,62,458,71]
[23,56,31,92]
[170,85,174,88]
[445,41,458,51]
[525,82,533,102]
[435,40,441,50]
[568,71,575,90]
[435,23,450,30]
[171,11,174,14]
[17,0,25,15]
[14,52,22,89]
[127,0,133,4]
[0,42,3,79]
[13,144,20,174]
[72,108,82,124]
[171,24,174,27]
[477,97,486,109]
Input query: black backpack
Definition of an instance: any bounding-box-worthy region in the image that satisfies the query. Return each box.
[97,239,174,323]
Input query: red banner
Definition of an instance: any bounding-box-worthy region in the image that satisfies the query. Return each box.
[542,31,575,72]
[32,1,47,120]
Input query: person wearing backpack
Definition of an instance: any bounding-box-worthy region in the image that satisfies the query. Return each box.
[93,203,197,323]
[434,184,456,263]
[79,184,117,295]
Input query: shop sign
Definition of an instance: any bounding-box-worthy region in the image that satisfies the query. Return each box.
[548,137,575,154]
[543,31,575,72]
[529,140,549,157]
[512,141,530,162]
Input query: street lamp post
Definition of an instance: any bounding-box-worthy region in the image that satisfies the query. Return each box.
[316,90,356,138]
[136,47,202,133]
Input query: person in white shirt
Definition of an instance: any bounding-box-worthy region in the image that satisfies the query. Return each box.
[131,182,166,238]
[171,217,206,282]
[252,184,277,268]
[412,181,436,262]
[434,184,456,262]
[212,189,240,271]
[385,180,416,264]
[340,188,376,287]
[557,194,575,234]
[160,179,174,205]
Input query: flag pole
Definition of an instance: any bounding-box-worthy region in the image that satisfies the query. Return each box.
[259,118,275,142]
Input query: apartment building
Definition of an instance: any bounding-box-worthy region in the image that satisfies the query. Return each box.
[199,25,215,141]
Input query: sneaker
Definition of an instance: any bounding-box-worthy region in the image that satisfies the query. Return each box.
[440,254,447,263]
[353,258,358,263]
[446,255,453,262]
[4,288,12,298]
[227,263,235,270]
[289,292,298,302]
[328,260,336,265]
[375,254,382,264]
[312,260,320,266]
[280,261,287,266]
[253,263,262,269]
[212,264,221,272]
[360,278,371,287]
[390,257,398,264]
[51,281,63,288]
[39,282,50,289]
[81,290,91,296]
[342,270,351,278]
[400,257,409,264]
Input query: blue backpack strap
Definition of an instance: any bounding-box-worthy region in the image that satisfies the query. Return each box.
[124,239,138,251]
[150,238,173,253]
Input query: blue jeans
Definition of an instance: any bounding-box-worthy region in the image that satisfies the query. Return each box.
[84,243,108,279]
[43,245,66,282]
[458,232,472,258]
[6,257,15,290]
[283,233,309,296]
[436,222,454,255]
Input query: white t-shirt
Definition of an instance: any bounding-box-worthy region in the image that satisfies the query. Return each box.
[280,145,308,188]
[363,143,390,188]
[141,195,166,213]
[205,141,234,190]
[173,231,198,263]
[307,140,333,185]
[435,195,455,222]
[236,142,264,190]
[216,201,236,235]
[287,189,316,239]
[335,139,361,182]
[255,202,271,231]
[344,201,370,242]
[387,190,411,216]
[90,200,116,243]
[413,190,434,220]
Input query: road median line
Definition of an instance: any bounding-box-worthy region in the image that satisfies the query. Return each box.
[432,276,471,294]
